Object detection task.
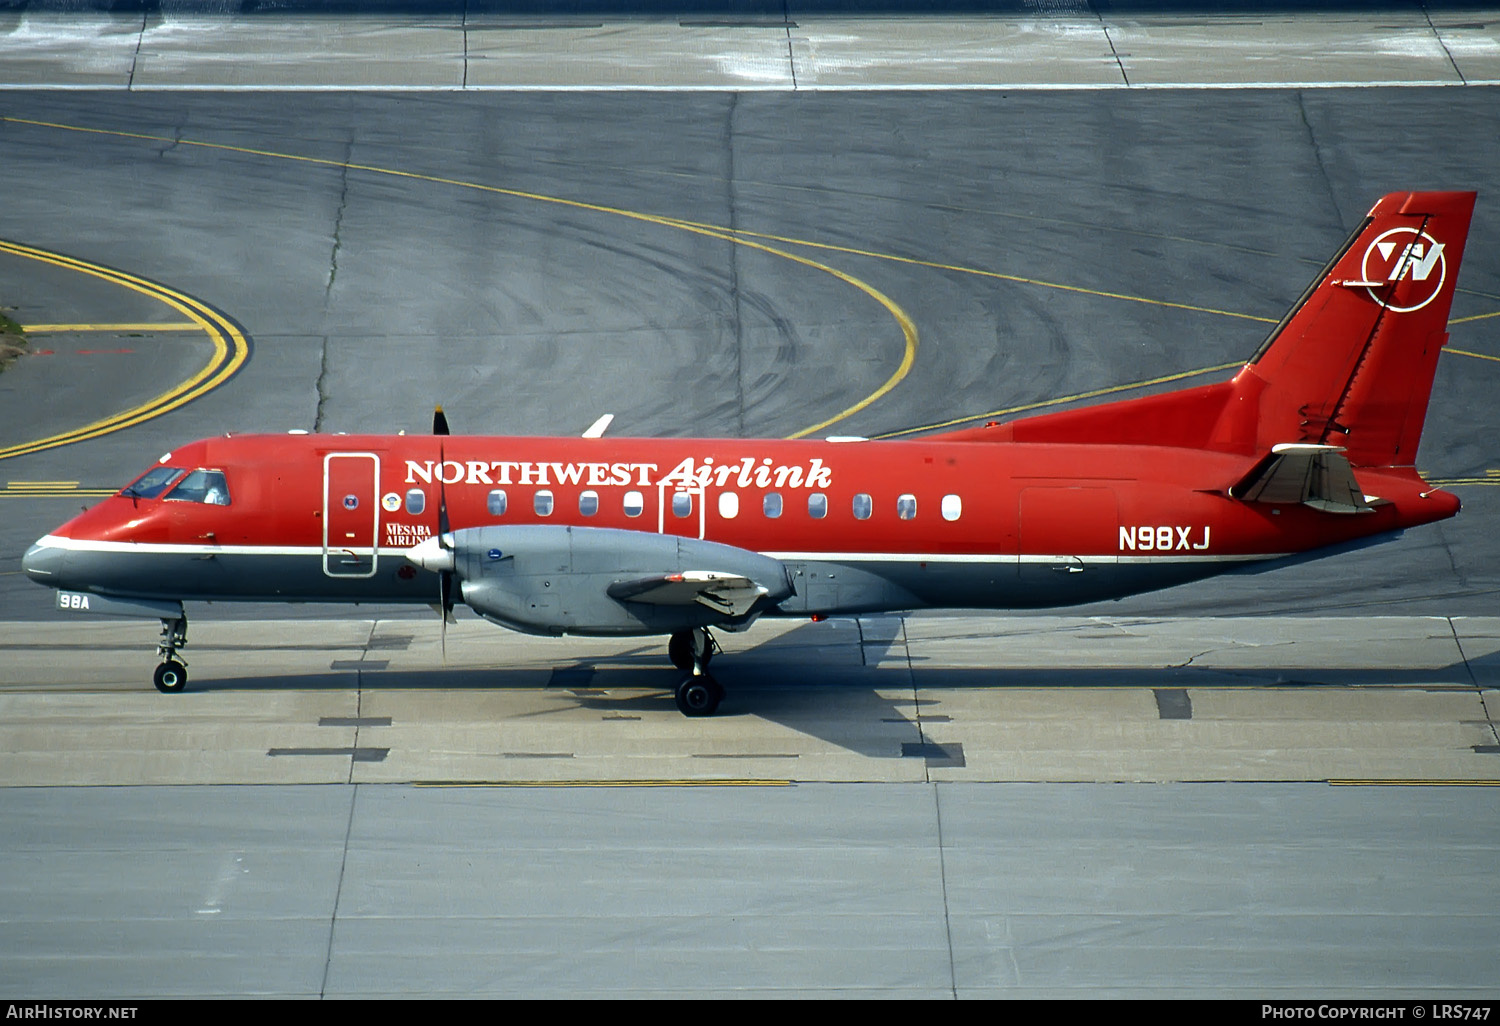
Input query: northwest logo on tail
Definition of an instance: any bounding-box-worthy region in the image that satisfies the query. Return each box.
[1360,226,1447,312]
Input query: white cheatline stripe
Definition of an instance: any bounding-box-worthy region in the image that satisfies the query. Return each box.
[34,535,1285,565]
[766,550,1278,564]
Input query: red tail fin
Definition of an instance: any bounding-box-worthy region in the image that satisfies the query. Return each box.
[1231,190,1474,467]
[945,191,1475,469]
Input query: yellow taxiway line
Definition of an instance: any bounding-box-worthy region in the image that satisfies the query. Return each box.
[1,114,915,441]
[414,779,795,788]
[21,322,202,333]
[1,480,116,498]
[2,113,1495,449]
[0,239,250,463]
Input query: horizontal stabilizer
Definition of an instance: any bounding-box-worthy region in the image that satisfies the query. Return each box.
[608,571,770,617]
[1230,443,1376,514]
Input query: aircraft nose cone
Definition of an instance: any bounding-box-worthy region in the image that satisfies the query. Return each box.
[21,539,65,585]
[406,534,455,573]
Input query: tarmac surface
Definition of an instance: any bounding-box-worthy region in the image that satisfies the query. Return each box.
[2,2,1500,90]
[1,3,1499,999]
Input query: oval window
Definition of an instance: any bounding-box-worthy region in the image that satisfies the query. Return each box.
[897,494,917,520]
[624,491,644,517]
[405,489,426,515]
[487,489,507,517]
[808,493,828,519]
[534,490,554,516]
[852,493,872,520]
[579,490,599,516]
[718,492,739,519]
[672,492,693,518]
[763,492,782,519]
[942,494,962,521]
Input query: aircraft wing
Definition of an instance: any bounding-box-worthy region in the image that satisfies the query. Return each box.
[608,571,771,617]
[1230,443,1378,514]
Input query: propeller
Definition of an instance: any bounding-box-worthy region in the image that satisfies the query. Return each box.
[408,405,457,663]
[435,432,455,663]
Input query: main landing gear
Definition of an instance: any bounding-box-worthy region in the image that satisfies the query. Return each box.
[668,627,723,717]
[153,615,189,693]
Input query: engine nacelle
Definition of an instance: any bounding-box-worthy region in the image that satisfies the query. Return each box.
[449,525,793,636]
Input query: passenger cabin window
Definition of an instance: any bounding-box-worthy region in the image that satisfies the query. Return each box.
[487,490,507,516]
[942,494,962,521]
[534,490,554,516]
[897,494,917,520]
[406,489,425,515]
[808,493,828,519]
[718,492,739,519]
[763,492,782,519]
[623,491,644,517]
[122,466,185,500]
[852,493,873,520]
[165,469,231,506]
[579,490,599,516]
[672,492,693,518]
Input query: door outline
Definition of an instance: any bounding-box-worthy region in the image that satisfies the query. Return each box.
[657,482,706,539]
[322,452,381,577]
[1018,485,1119,574]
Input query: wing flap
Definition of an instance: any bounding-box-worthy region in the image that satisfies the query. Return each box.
[608,571,770,617]
[1230,443,1376,514]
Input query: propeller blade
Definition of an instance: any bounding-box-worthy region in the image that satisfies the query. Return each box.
[433,405,450,436]
[436,436,453,665]
[437,442,452,545]
[439,567,452,666]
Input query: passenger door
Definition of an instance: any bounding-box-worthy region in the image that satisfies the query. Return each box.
[322,452,380,577]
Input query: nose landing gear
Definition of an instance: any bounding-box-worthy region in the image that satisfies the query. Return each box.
[153,615,189,693]
[669,627,723,716]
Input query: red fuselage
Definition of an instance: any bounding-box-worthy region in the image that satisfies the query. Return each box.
[25,430,1458,617]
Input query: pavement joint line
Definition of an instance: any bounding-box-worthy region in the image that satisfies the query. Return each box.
[1328,779,1500,786]
[6,82,1500,93]
[1447,616,1479,688]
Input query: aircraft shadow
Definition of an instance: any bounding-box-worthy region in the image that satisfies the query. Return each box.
[187,642,1490,760]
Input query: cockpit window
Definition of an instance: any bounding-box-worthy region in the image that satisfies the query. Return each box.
[120,466,185,499]
[165,469,231,506]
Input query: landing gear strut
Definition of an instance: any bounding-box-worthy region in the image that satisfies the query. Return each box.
[153,615,189,693]
[669,627,723,716]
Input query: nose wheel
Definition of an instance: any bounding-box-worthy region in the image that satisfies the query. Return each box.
[153,615,189,693]
[674,673,724,717]
[669,628,724,716]
[153,660,188,693]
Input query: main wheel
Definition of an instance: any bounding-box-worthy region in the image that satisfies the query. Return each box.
[153,660,188,693]
[674,674,722,717]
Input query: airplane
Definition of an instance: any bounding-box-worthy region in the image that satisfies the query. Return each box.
[21,190,1475,716]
